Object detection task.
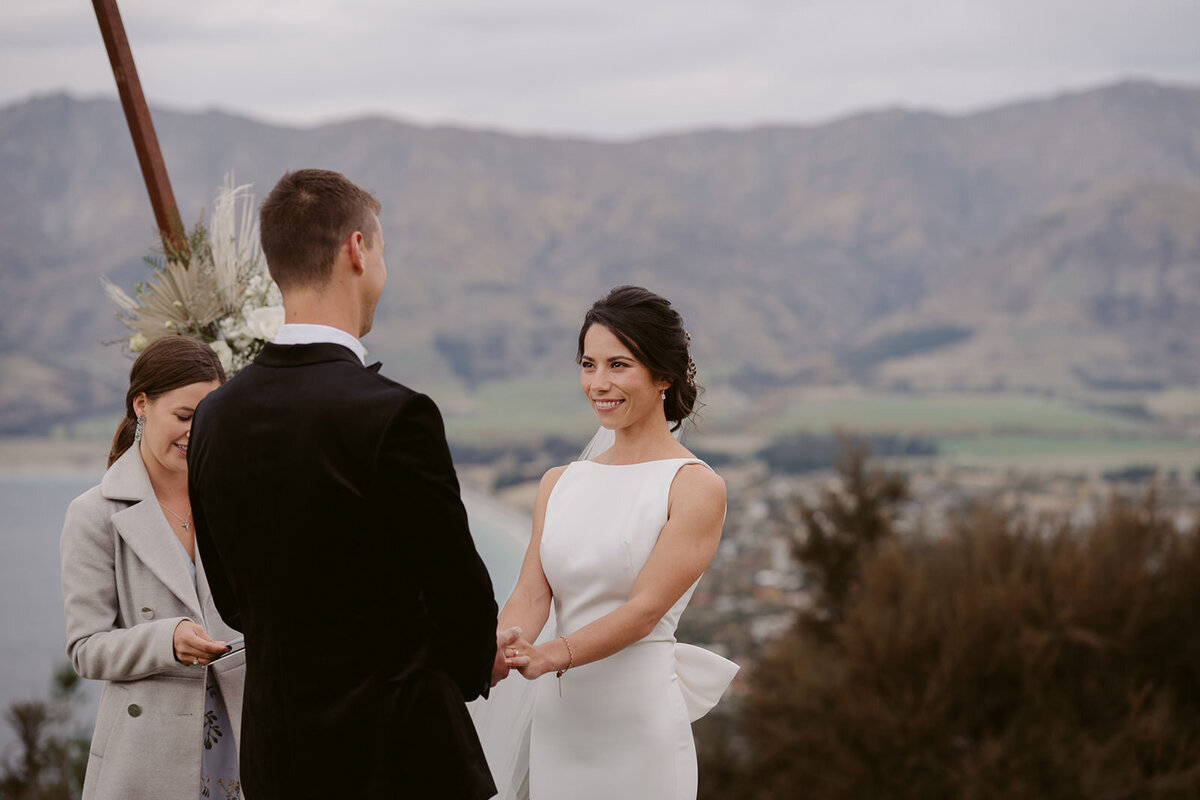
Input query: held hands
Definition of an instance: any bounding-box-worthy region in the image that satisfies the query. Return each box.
[506,638,552,681]
[172,620,229,667]
[500,634,557,680]
[492,626,523,686]
[493,628,569,683]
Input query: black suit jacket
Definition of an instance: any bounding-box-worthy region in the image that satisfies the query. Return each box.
[189,342,498,800]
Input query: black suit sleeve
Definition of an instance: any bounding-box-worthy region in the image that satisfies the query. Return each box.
[189,403,243,631]
[377,392,498,700]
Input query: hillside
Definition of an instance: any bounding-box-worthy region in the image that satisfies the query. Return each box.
[0,80,1198,433]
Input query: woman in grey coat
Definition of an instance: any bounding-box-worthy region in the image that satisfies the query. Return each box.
[61,336,245,800]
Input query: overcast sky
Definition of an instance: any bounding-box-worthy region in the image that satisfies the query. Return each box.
[2,0,1199,139]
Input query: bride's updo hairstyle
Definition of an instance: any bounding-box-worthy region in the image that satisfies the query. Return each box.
[577,285,699,432]
[108,336,227,467]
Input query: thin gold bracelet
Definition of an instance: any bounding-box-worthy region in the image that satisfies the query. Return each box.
[555,635,574,678]
[555,635,574,696]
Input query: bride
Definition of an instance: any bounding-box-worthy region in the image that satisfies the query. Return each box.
[489,285,737,799]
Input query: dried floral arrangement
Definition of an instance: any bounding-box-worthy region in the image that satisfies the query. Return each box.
[104,175,283,374]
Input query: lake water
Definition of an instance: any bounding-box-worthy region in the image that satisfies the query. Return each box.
[0,473,529,757]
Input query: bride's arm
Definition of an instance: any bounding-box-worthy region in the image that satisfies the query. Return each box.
[512,464,726,679]
[496,466,567,643]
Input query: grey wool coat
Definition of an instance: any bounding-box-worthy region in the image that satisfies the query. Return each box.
[60,446,245,800]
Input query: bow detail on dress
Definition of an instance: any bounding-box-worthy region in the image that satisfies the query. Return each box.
[674,643,739,722]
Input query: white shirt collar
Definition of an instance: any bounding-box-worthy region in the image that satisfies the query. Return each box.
[273,323,366,365]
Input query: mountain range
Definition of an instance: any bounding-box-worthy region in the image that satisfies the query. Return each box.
[0,80,1197,434]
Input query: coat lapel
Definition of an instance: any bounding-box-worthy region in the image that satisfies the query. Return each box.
[104,449,204,620]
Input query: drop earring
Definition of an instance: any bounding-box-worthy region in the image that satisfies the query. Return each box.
[134,416,146,442]
[660,391,667,400]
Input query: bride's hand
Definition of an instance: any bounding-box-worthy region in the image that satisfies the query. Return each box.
[509,636,568,681]
[502,636,548,679]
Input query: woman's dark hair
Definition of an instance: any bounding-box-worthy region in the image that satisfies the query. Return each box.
[108,336,227,467]
[576,285,699,432]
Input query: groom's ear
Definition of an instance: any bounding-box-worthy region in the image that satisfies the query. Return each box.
[346,231,367,275]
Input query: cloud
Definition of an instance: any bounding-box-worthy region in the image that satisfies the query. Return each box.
[1,0,1198,138]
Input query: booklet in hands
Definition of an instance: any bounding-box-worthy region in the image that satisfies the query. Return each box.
[209,636,245,663]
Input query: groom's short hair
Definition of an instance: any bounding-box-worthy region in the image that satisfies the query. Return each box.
[259,169,382,291]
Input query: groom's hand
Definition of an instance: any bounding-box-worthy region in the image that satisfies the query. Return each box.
[491,626,523,686]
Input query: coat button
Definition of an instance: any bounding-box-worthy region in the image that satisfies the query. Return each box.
[127,704,142,718]
[140,607,154,620]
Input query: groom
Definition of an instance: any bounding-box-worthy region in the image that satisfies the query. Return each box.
[189,169,511,799]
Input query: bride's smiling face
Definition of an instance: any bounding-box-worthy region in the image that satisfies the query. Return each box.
[133,380,221,477]
[580,324,670,430]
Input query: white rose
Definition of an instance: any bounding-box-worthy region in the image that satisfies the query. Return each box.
[244,305,285,341]
[209,340,233,374]
[128,332,149,353]
[218,316,245,343]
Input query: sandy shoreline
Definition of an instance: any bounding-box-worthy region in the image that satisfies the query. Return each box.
[0,437,541,525]
[0,438,108,477]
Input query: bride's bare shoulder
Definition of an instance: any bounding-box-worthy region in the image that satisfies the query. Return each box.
[531,465,572,524]
[535,464,571,499]
[542,463,570,484]
[672,460,727,505]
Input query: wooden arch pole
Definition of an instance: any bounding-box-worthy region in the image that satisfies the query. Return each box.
[92,0,188,256]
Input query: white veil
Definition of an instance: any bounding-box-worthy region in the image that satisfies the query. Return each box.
[468,602,557,800]
[466,655,538,800]
[577,425,616,461]
[579,422,686,462]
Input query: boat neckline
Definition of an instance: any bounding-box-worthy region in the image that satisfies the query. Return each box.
[579,456,701,467]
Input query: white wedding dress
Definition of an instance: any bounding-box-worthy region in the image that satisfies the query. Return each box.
[526,457,738,799]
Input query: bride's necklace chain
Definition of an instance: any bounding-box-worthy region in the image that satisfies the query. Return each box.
[159,501,193,531]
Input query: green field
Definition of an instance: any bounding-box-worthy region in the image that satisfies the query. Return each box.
[936,435,1200,474]
[706,389,1200,471]
[759,391,1157,437]
[438,385,1200,471]
[20,384,1200,474]
[437,376,595,443]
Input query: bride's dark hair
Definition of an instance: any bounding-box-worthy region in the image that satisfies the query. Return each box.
[577,285,699,432]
